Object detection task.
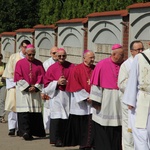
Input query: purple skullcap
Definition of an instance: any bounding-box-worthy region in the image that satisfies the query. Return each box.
[26,44,35,51]
[57,48,65,52]
[111,44,122,50]
[83,49,90,55]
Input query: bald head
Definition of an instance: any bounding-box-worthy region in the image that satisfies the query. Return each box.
[56,48,67,64]
[83,51,95,66]
[111,47,124,64]
[50,46,58,61]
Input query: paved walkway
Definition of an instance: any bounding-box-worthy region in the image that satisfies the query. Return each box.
[0,118,79,150]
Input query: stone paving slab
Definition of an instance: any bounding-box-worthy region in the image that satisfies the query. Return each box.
[0,120,79,150]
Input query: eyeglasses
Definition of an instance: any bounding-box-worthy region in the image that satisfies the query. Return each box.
[22,46,27,49]
[52,52,56,55]
[27,53,35,56]
[58,55,66,58]
[132,48,144,51]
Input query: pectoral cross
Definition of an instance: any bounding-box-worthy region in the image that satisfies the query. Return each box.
[87,79,90,85]
[29,72,32,79]
[29,62,32,80]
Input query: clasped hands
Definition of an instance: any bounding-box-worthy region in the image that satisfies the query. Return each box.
[41,93,50,100]
[28,86,36,92]
[86,98,101,110]
[86,98,92,104]
[92,101,101,111]
[24,85,39,93]
[128,105,134,110]
[58,76,67,85]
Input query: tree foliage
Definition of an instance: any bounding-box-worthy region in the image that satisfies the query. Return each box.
[39,0,150,25]
[39,0,62,24]
[0,0,150,33]
[0,0,40,33]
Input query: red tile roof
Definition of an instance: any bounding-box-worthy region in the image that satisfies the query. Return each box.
[0,32,16,37]
[15,28,35,33]
[87,10,128,17]
[127,2,150,9]
[33,24,56,29]
[56,18,88,24]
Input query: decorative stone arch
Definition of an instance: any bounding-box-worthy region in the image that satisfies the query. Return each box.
[56,18,88,64]
[16,35,31,49]
[128,4,150,54]
[92,28,120,43]
[34,25,56,62]
[61,32,82,63]
[61,33,81,46]
[87,10,128,63]
[15,28,34,55]
[1,32,16,62]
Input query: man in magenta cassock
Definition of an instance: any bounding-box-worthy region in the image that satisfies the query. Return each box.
[14,44,46,140]
[90,44,124,150]
[43,48,74,147]
[64,50,95,150]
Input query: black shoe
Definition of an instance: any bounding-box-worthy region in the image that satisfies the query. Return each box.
[79,148,93,150]
[23,133,33,141]
[16,130,20,136]
[0,117,6,123]
[55,140,63,147]
[8,129,15,136]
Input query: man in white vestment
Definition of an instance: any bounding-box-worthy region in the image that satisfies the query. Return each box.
[2,40,31,136]
[123,48,150,150]
[118,40,144,150]
[41,46,58,131]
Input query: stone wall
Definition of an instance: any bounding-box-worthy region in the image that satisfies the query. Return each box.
[1,2,150,64]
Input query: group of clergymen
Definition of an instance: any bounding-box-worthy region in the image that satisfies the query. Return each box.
[2,39,150,150]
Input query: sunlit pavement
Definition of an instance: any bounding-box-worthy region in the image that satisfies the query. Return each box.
[0,114,79,150]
